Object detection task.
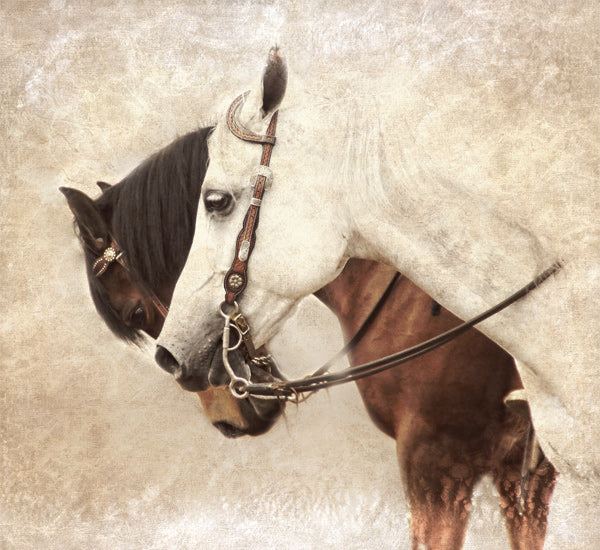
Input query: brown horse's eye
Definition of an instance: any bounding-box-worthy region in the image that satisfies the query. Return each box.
[204,190,233,214]
[129,304,146,329]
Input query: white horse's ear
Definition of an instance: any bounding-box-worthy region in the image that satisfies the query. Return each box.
[261,47,287,117]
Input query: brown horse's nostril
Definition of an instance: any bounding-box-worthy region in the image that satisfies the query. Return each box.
[155,345,180,376]
[213,421,247,439]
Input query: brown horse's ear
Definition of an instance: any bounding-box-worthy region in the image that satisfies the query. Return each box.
[261,47,287,117]
[59,186,109,251]
[96,181,112,193]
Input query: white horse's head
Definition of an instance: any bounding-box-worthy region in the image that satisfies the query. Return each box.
[156,49,350,393]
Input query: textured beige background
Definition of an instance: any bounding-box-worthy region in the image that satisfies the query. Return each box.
[1,1,598,548]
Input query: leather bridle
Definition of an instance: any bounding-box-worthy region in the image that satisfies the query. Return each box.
[217,91,562,401]
[215,91,284,394]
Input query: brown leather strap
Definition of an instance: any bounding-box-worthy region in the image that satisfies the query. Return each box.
[308,272,402,379]
[146,284,169,319]
[94,236,170,319]
[92,243,120,277]
[241,262,562,397]
[224,99,279,305]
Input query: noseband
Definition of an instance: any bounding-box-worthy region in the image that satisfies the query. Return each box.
[218,91,562,401]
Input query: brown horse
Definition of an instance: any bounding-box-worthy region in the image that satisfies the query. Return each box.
[60,127,285,436]
[315,259,556,549]
[61,128,556,549]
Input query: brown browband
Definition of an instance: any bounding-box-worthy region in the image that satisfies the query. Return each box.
[92,243,122,277]
[93,237,169,320]
[224,92,279,305]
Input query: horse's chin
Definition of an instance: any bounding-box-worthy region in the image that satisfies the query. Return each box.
[171,339,285,436]
[212,421,248,439]
[198,386,285,438]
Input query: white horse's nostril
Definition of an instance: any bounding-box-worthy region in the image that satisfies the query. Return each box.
[154,345,181,376]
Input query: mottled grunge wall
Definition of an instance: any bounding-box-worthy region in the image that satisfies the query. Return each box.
[1,2,598,549]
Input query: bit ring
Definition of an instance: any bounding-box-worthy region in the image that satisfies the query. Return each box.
[219,300,240,319]
[229,378,249,399]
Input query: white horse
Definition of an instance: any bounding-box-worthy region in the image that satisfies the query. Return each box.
[157,49,599,484]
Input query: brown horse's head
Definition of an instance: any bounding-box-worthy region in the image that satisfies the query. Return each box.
[61,127,285,437]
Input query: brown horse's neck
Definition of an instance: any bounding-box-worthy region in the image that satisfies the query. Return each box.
[314,259,399,340]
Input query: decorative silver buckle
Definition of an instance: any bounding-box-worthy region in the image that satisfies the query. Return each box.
[92,246,118,277]
[250,165,273,191]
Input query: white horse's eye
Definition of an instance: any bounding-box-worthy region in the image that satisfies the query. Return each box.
[204,190,233,214]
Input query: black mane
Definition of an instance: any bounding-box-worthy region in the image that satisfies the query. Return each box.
[83,126,211,342]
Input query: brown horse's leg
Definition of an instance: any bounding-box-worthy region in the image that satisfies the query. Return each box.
[398,435,477,550]
[495,455,558,550]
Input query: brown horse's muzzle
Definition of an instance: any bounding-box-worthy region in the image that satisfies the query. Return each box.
[156,337,286,436]
[198,386,285,438]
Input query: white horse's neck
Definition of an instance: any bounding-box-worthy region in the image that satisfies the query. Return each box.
[348,164,552,320]
[274,82,600,480]
[279,63,599,305]
[280,79,561,322]
[318,111,556,324]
